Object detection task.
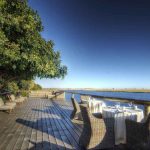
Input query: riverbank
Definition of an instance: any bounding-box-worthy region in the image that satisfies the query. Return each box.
[84,88,150,93]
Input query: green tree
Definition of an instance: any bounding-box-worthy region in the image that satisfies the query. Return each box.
[0,0,67,90]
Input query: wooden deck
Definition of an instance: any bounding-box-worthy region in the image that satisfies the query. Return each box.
[0,98,83,150]
[0,98,124,150]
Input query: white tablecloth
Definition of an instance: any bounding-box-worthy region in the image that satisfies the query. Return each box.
[88,99,106,113]
[81,99,106,113]
[102,107,144,145]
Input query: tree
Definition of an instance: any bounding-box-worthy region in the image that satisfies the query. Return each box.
[0,0,67,90]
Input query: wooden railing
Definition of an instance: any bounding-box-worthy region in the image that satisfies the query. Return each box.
[61,90,150,116]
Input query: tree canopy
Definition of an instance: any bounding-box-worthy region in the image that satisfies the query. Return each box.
[0,0,67,90]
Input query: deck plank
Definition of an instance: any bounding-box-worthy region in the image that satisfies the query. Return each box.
[50,104,74,150]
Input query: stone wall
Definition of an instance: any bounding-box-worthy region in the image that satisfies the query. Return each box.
[29,90,65,100]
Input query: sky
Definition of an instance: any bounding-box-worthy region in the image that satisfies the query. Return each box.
[29,0,150,89]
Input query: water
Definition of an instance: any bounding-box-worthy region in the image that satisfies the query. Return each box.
[65,90,150,109]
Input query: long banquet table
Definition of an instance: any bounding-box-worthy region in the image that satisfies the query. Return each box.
[102,106,144,145]
[81,99,144,145]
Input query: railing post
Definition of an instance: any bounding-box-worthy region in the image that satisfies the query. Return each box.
[54,91,65,100]
[64,91,66,100]
[71,93,74,99]
[144,105,150,116]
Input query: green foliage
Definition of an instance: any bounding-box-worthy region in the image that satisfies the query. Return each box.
[18,80,34,90]
[32,83,42,90]
[0,0,67,89]
[20,90,29,97]
[18,79,42,91]
[6,81,19,94]
[5,79,42,96]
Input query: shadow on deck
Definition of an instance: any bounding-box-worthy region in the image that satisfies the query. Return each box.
[0,98,124,150]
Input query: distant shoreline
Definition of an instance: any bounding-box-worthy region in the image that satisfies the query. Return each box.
[84,89,150,93]
[43,88,150,93]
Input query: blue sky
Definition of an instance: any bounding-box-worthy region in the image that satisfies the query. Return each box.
[29,0,150,88]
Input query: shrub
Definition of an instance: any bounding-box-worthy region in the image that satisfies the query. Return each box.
[6,82,19,94]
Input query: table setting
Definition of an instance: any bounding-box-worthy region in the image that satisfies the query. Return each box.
[81,97,106,113]
[102,102,144,145]
[81,97,144,145]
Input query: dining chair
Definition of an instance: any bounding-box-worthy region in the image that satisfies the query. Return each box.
[125,113,150,150]
[79,104,115,149]
[70,98,83,120]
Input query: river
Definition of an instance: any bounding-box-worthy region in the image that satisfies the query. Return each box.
[65,90,150,109]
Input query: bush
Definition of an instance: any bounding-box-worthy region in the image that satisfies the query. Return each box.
[6,82,19,94]
[20,90,29,97]
[18,80,34,90]
[1,80,42,95]
[32,84,42,90]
